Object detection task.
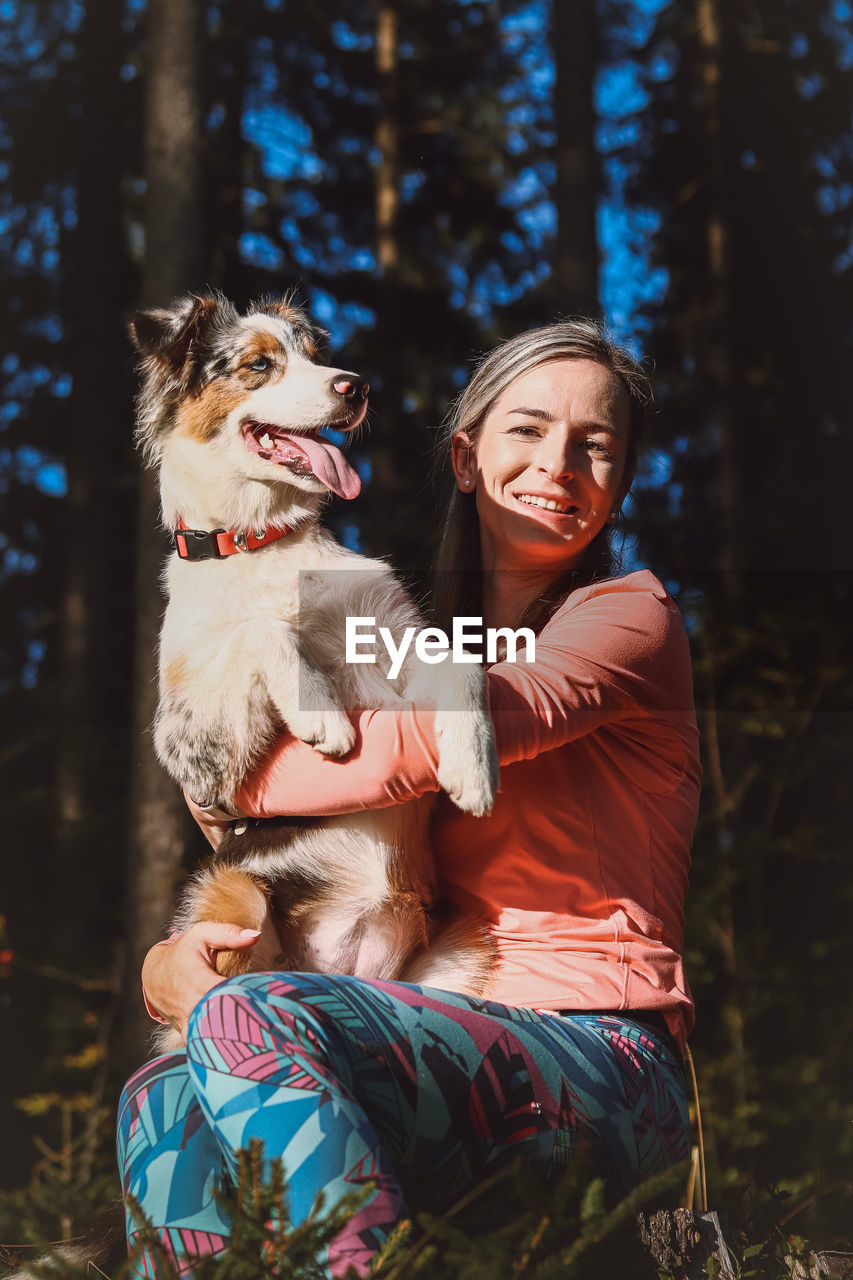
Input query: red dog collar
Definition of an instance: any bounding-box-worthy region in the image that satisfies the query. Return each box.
[175,518,293,561]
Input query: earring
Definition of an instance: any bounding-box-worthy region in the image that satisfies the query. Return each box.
[610,508,622,522]
[464,479,472,488]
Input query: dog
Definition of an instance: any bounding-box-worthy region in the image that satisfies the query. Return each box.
[130,292,499,1047]
[1,294,501,1280]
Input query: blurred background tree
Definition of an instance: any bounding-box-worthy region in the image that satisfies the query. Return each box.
[0,0,850,1255]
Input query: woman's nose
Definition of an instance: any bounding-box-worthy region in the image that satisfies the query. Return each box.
[539,450,574,482]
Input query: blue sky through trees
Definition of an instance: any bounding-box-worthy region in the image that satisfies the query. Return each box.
[0,0,671,522]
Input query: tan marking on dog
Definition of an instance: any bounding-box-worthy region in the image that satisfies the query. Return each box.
[163,655,188,693]
[260,302,319,361]
[192,866,281,976]
[266,299,305,324]
[239,330,286,367]
[175,382,245,443]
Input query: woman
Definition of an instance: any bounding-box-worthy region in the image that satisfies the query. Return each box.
[124,321,701,1278]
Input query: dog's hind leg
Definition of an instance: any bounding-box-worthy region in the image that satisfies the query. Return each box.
[402,908,498,997]
[182,865,283,976]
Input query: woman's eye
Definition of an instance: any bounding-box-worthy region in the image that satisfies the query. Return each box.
[509,425,540,437]
[583,439,612,457]
[249,356,271,372]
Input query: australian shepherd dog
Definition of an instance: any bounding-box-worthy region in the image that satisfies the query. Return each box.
[130,292,498,1047]
[1,294,499,1280]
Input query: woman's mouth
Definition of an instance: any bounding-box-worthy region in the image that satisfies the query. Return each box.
[514,492,578,516]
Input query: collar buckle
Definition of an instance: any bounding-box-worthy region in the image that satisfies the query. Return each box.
[175,527,227,561]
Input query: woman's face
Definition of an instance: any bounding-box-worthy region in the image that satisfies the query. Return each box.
[451,357,632,578]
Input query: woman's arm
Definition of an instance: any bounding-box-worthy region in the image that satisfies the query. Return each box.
[235,703,441,818]
[227,577,693,821]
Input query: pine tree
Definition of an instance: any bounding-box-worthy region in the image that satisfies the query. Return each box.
[213,0,551,571]
[552,0,599,315]
[124,0,208,1064]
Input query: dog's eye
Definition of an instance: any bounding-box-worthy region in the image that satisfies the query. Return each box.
[248,356,271,372]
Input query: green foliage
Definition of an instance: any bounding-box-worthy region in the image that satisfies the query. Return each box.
[7,1155,843,1280]
[122,1144,375,1280]
[0,1008,122,1260]
[2,1143,685,1280]
[0,1171,120,1278]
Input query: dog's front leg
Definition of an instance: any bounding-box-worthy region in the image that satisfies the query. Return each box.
[404,660,499,816]
[264,620,356,757]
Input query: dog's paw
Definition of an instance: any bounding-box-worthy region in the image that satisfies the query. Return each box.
[287,706,356,757]
[435,711,499,816]
[437,757,498,816]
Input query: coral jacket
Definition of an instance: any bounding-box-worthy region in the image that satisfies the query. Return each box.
[237,570,702,1051]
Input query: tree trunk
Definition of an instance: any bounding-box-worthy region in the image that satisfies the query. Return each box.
[54,0,133,962]
[638,1209,736,1279]
[124,0,206,1064]
[552,0,598,315]
[695,0,752,1164]
[209,0,247,300]
[370,0,405,528]
[697,0,739,599]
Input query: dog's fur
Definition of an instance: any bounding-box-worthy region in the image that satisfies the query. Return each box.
[132,293,498,1048]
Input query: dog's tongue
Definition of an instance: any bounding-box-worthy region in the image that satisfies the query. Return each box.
[279,432,361,500]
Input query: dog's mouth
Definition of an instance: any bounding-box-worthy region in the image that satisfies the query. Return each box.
[241,421,362,500]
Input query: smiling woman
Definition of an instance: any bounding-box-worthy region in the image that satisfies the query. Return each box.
[131,318,699,1280]
[451,359,629,590]
[431,318,650,635]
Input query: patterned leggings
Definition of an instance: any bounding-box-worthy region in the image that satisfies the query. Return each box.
[117,973,689,1278]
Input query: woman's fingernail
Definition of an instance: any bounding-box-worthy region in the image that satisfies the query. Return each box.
[238,928,262,938]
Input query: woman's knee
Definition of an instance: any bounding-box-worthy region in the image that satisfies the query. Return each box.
[185,972,357,1080]
[190,972,339,1033]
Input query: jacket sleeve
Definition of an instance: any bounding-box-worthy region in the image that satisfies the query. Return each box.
[235,581,693,818]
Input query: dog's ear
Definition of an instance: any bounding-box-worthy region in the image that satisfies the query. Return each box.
[129,295,220,388]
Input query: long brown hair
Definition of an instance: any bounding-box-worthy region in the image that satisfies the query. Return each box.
[430,319,653,635]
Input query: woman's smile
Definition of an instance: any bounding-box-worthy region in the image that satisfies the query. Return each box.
[513,491,579,515]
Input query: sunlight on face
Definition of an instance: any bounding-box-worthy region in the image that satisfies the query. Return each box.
[452,358,631,578]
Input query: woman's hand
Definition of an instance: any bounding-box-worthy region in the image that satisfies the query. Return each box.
[184,790,238,851]
[142,922,261,1043]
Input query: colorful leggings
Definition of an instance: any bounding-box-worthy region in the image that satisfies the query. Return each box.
[117,973,689,1278]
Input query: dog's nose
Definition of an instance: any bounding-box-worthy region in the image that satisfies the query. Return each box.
[331,375,369,403]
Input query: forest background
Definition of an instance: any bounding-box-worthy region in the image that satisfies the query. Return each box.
[0,0,852,1263]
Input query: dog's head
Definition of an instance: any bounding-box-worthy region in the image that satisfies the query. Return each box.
[130,293,368,513]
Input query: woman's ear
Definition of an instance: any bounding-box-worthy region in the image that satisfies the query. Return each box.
[451,431,476,492]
